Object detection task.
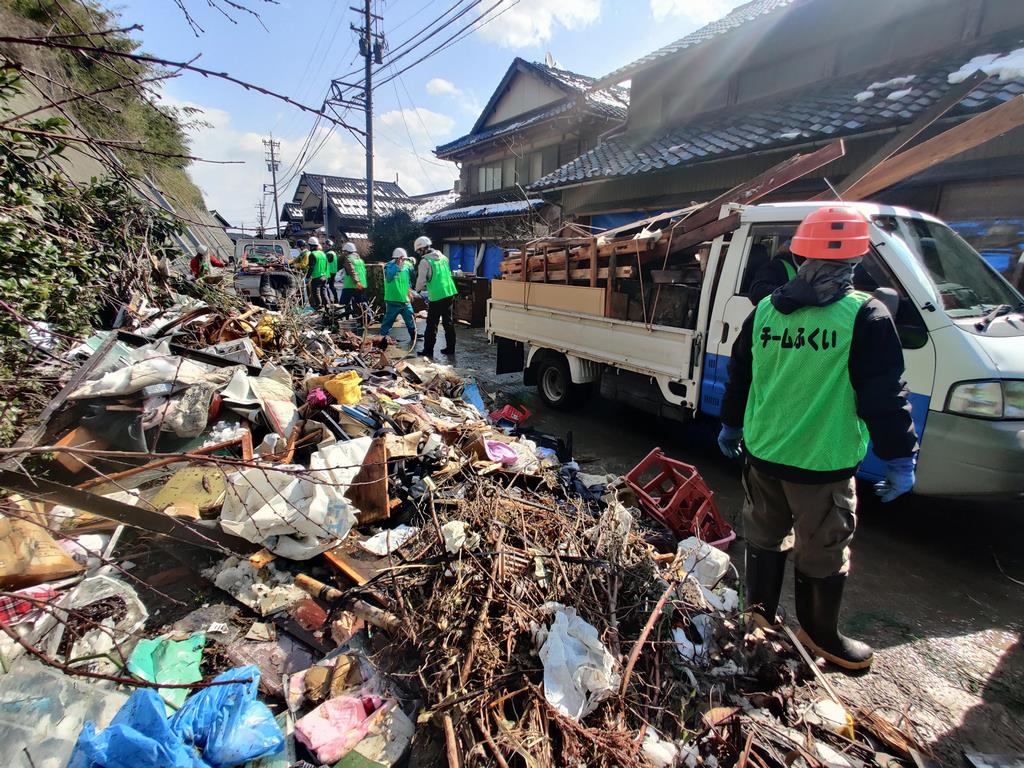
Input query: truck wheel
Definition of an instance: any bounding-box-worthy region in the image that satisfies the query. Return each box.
[536,355,581,409]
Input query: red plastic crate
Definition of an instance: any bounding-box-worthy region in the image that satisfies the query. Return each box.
[624,448,735,550]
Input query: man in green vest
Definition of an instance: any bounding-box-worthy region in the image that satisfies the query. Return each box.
[719,207,917,672]
[413,235,458,359]
[749,241,800,304]
[380,247,417,342]
[305,236,331,308]
[324,239,339,304]
[339,241,367,325]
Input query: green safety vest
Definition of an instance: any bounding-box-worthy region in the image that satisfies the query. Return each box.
[425,252,457,301]
[743,291,872,472]
[326,250,339,276]
[309,250,330,279]
[342,254,367,289]
[384,263,413,303]
[781,258,797,280]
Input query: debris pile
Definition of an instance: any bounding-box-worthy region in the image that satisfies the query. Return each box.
[0,295,928,767]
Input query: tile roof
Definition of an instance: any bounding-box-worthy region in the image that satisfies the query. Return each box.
[299,173,411,221]
[422,198,545,224]
[411,190,460,222]
[532,40,1024,191]
[281,203,303,221]
[596,0,800,87]
[435,59,628,158]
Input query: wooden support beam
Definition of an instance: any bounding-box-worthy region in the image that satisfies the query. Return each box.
[844,96,1024,200]
[605,251,619,318]
[588,237,598,288]
[817,70,989,200]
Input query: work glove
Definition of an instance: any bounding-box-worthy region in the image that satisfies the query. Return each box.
[874,456,916,502]
[717,425,743,460]
[419,291,429,302]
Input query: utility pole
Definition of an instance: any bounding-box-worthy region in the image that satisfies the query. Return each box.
[254,200,266,238]
[263,136,281,237]
[333,3,383,231]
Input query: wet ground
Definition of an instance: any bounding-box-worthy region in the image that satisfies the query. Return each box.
[409,321,1024,765]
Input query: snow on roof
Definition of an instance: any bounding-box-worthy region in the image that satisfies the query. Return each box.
[411,190,460,222]
[422,198,545,223]
[949,47,1024,84]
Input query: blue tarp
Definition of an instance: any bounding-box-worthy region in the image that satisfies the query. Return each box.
[446,242,477,273]
[481,243,504,279]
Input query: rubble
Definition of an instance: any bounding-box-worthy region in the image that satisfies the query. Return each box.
[0,294,930,767]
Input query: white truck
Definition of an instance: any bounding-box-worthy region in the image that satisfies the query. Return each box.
[487,201,1024,498]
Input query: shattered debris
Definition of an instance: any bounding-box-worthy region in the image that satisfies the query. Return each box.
[0,293,930,767]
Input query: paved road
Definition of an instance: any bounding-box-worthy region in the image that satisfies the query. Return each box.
[415,323,1024,762]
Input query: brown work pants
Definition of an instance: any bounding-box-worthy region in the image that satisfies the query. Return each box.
[742,464,858,578]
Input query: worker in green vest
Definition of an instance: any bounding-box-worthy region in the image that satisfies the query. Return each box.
[380,247,417,343]
[339,241,367,325]
[749,241,800,304]
[305,236,331,308]
[324,239,339,304]
[719,207,917,673]
[413,235,458,359]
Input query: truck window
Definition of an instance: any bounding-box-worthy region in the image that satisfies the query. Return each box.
[739,224,798,296]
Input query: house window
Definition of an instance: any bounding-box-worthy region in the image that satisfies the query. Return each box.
[529,152,543,183]
[502,157,516,188]
[478,163,502,192]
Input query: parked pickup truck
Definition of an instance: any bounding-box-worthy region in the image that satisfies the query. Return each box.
[487,201,1024,498]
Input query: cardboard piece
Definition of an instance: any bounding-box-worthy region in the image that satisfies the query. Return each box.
[491,280,605,316]
[0,515,84,589]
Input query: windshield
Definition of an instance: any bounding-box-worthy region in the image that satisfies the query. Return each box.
[872,215,1023,318]
[244,244,285,262]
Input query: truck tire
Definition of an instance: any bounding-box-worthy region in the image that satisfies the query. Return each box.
[536,354,590,409]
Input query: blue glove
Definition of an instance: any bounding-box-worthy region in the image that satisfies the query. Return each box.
[717,425,743,459]
[874,456,915,502]
[419,291,429,302]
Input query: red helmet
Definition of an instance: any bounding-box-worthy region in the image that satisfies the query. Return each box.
[791,207,871,260]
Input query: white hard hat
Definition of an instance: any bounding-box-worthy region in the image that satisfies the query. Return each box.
[342,242,357,254]
[196,245,208,256]
[308,236,320,247]
[414,235,432,251]
[392,247,408,260]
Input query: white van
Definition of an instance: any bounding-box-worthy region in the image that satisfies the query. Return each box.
[487,202,1024,498]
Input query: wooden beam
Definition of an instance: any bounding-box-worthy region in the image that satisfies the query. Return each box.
[844,96,1024,200]
[588,237,598,288]
[817,70,989,200]
[0,469,258,554]
[605,251,619,318]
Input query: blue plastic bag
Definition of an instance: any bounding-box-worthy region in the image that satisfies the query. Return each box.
[67,666,283,768]
[171,666,283,767]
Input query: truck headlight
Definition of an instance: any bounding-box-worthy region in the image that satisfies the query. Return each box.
[946,380,1024,419]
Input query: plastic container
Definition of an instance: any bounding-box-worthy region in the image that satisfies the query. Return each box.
[624,448,734,550]
[325,371,362,404]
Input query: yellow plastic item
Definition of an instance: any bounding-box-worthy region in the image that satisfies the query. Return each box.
[325,371,363,404]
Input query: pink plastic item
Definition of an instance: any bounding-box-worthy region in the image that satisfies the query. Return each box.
[483,440,518,465]
[295,694,386,764]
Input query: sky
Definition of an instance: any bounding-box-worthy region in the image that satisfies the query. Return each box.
[114,0,749,229]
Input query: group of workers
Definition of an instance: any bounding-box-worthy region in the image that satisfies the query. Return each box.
[291,233,460,360]
[719,206,918,674]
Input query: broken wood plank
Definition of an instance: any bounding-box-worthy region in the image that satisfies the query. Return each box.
[0,469,258,554]
[345,436,390,525]
[844,96,1024,200]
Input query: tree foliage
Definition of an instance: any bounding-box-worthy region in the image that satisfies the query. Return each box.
[0,65,183,445]
[368,210,423,263]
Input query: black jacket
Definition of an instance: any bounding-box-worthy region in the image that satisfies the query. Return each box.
[721,280,918,483]
[748,257,796,305]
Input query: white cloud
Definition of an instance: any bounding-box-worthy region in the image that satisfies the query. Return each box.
[476,0,601,48]
[426,78,462,97]
[649,0,745,24]
[160,94,458,227]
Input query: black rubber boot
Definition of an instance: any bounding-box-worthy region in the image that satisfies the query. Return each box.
[745,545,788,629]
[794,570,873,671]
